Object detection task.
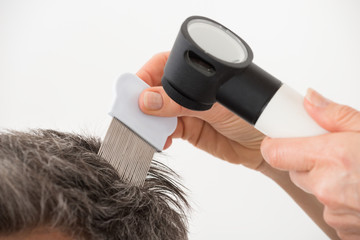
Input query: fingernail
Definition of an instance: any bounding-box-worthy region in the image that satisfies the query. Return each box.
[305,88,331,108]
[143,91,163,110]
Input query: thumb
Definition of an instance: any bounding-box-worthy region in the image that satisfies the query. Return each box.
[304,88,360,132]
[139,86,195,117]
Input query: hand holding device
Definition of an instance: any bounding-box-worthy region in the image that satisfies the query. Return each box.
[162,16,327,138]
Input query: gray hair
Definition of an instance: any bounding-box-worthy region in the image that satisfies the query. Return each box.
[0,129,189,239]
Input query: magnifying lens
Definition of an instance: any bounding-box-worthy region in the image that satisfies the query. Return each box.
[162,16,327,138]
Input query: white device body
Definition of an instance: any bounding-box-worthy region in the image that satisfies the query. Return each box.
[254,84,327,138]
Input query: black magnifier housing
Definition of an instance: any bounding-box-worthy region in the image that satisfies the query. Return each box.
[162,16,282,125]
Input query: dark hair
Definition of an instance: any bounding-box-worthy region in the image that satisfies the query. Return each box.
[0,129,189,240]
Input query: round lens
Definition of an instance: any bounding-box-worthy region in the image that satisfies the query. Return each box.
[187,19,248,63]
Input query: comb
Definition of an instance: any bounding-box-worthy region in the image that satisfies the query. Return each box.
[98,73,177,186]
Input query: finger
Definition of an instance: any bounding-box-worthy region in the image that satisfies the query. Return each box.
[138,86,200,117]
[261,137,317,171]
[304,89,360,132]
[170,117,185,139]
[178,117,263,167]
[324,207,360,237]
[136,52,170,86]
[163,137,172,150]
[260,134,340,171]
[289,170,337,208]
[289,171,313,194]
[337,231,360,240]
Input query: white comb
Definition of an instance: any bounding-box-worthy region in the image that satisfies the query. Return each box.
[98,73,177,186]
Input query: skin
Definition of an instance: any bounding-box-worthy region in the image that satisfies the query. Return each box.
[261,89,360,240]
[137,52,265,170]
[136,52,348,239]
[0,228,72,240]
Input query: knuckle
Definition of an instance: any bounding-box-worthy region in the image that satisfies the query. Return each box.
[263,144,282,168]
[176,103,192,117]
[152,52,164,59]
[288,171,309,193]
[137,68,152,82]
[336,231,358,240]
[336,231,346,240]
[161,92,183,115]
[323,208,340,229]
[334,144,348,164]
[331,135,355,169]
[152,52,169,64]
[178,105,190,116]
[335,226,360,240]
[334,105,353,121]
[324,206,360,238]
[333,105,360,129]
[313,182,333,206]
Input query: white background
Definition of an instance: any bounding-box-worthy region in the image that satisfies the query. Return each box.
[1,0,360,239]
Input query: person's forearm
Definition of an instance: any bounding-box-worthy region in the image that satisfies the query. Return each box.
[257,161,339,240]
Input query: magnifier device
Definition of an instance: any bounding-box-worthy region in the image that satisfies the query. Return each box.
[162,16,327,138]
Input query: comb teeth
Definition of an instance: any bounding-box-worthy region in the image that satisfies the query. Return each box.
[98,118,156,186]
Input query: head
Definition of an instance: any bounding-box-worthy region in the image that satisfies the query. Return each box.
[0,129,189,240]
